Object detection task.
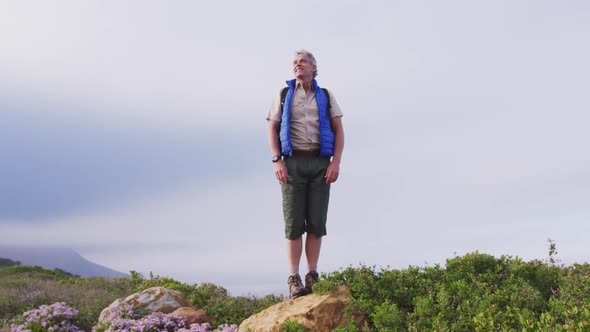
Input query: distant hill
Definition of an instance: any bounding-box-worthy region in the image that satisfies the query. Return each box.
[0,257,21,267]
[0,245,128,278]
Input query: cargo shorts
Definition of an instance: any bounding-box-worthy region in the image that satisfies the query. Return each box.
[281,155,331,240]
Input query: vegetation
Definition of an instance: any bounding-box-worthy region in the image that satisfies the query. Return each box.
[128,271,285,328]
[2,242,589,331]
[280,319,306,332]
[0,265,283,331]
[313,243,590,331]
[0,264,137,330]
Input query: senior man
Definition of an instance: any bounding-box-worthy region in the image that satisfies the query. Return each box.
[266,50,345,298]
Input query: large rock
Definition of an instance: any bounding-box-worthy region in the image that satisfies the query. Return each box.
[238,286,366,332]
[172,307,210,325]
[99,287,193,323]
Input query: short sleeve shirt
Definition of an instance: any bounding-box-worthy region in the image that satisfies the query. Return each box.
[267,82,343,151]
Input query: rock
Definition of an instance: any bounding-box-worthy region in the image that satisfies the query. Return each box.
[0,326,10,332]
[172,307,210,325]
[98,286,193,323]
[238,286,366,332]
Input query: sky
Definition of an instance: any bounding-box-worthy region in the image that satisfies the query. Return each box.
[1,0,589,296]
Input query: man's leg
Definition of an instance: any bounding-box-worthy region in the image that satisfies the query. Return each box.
[304,156,331,292]
[282,156,309,298]
[304,233,322,292]
[286,237,309,298]
[305,233,322,270]
[287,237,303,275]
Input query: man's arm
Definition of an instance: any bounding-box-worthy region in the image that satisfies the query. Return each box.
[268,120,288,184]
[325,116,344,184]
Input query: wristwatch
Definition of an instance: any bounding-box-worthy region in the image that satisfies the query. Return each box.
[272,155,281,163]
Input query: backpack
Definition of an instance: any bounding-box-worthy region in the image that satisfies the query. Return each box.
[280,87,331,114]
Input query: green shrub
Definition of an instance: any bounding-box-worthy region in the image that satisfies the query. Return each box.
[508,259,560,301]
[0,265,76,280]
[3,247,590,331]
[280,319,305,332]
[128,271,284,327]
[444,252,505,285]
[371,301,405,331]
[318,247,589,331]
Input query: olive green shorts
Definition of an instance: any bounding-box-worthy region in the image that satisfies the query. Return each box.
[281,155,331,240]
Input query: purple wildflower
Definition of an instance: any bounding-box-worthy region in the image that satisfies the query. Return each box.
[10,302,83,332]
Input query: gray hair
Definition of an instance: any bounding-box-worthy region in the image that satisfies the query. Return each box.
[295,49,318,78]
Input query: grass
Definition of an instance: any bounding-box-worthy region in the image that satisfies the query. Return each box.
[2,242,589,331]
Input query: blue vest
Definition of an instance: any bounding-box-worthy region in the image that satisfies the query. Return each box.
[279,79,335,157]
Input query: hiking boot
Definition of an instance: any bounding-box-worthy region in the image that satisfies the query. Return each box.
[288,274,309,299]
[305,271,319,293]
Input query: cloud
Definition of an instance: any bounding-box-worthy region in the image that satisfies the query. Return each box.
[0,170,289,294]
[0,96,266,221]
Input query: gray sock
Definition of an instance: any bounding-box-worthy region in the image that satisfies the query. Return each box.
[290,266,299,276]
[308,266,317,273]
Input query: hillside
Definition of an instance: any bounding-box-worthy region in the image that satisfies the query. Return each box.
[1,251,590,331]
[0,257,20,267]
[0,245,128,278]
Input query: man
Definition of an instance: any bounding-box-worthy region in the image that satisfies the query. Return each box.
[267,50,345,298]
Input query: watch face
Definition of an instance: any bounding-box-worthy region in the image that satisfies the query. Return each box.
[272,155,280,162]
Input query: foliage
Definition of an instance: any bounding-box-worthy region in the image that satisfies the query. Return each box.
[313,244,590,331]
[3,242,590,331]
[0,264,77,280]
[9,302,84,332]
[131,272,284,327]
[93,305,188,332]
[7,303,240,332]
[0,266,281,330]
[279,319,305,332]
[0,266,136,330]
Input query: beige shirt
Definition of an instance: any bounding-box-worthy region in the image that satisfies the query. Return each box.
[267,82,343,151]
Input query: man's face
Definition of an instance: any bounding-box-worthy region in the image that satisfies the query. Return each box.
[293,54,316,81]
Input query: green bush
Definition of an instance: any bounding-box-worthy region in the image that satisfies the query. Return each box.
[316,249,589,331]
[371,301,405,331]
[280,319,306,332]
[3,245,590,331]
[128,271,285,327]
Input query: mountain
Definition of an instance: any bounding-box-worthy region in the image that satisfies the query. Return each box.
[0,245,128,278]
[0,257,20,267]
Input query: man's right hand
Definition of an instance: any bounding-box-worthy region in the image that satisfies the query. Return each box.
[274,160,288,184]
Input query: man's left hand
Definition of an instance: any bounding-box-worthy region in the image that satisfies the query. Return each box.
[325,162,340,184]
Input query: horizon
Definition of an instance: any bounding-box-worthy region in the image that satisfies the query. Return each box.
[0,242,581,297]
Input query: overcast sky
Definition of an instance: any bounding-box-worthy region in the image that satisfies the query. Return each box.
[1,0,589,296]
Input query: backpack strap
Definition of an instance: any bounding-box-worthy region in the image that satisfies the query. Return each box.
[280,87,332,114]
[321,88,331,112]
[280,87,289,108]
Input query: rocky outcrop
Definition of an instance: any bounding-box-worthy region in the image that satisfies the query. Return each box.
[172,307,210,325]
[238,286,366,332]
[98,286,193,323]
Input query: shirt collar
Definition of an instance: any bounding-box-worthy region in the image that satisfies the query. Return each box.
[296,80,314,92]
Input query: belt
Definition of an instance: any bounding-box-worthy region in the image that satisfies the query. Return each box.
[291,150,320,157]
